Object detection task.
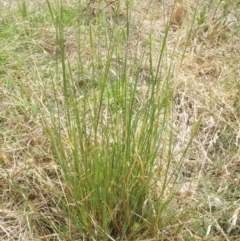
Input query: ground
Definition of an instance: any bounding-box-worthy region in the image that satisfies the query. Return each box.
[0,0,240,240]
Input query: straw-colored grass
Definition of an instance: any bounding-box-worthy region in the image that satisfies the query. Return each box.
[0,0,239,240]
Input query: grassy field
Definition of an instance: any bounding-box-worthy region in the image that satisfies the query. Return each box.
[0,0,240,240]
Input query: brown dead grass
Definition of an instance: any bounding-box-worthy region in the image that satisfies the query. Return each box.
[0,0,240,240]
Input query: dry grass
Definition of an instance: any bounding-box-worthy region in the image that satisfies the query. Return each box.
[0,0,240,240]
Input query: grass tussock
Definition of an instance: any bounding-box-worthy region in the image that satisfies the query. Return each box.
[0,0,240,240]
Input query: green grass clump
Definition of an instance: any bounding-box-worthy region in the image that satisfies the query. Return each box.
[42,1,200,239]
